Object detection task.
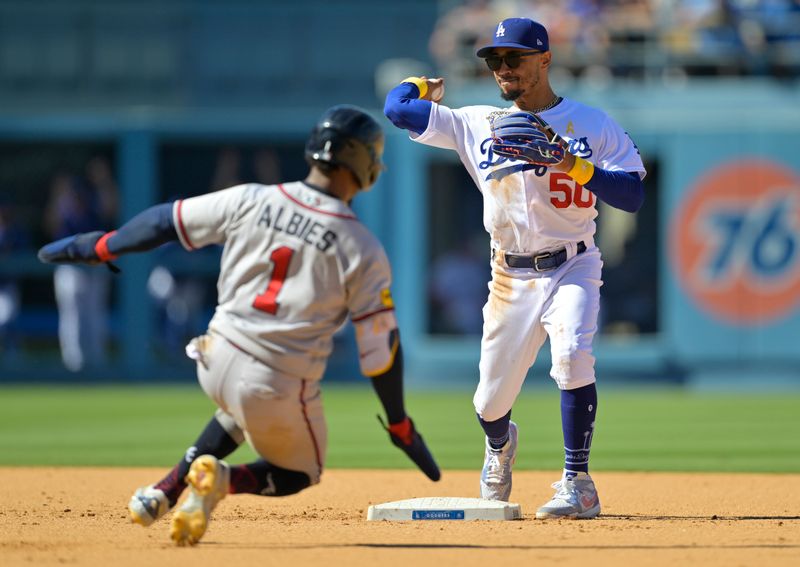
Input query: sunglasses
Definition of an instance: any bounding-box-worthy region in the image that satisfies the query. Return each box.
[484,51,540,72]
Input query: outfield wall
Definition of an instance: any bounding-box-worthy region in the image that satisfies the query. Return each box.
[0,80,798,388]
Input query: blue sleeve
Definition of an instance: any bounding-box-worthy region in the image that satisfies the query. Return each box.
[585,169,644,213]
[107,202,178,255]
[383,83,433,135]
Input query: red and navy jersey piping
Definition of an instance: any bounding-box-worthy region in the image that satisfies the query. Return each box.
[175,200,196,250]
[278,184,357,220]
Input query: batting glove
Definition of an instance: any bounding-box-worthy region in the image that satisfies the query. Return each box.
[378,415,441,481]
[38,231,120,273]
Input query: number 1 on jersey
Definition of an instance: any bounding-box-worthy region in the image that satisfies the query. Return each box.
[253,246,295,315]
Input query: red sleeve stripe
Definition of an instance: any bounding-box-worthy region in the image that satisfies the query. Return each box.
[175,199,196,250]
[94,231,118,262]
[351,306,395,323]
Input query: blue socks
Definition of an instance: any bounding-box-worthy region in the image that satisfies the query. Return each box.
[477,410,511,450]
[477,383,597,467]
[561,383,597,476]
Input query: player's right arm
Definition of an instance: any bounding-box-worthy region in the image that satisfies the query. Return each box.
[37,202,178,267]
[383,77,444,134]
[384,77,482,156]
[38,185,249,267]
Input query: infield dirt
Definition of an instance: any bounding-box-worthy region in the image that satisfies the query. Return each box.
[1,468,798,566]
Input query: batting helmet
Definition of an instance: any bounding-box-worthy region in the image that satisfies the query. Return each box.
[305,105,385,190]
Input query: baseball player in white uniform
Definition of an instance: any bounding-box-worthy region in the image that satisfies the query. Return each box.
[39,105,440,545]
[385,17,645,518]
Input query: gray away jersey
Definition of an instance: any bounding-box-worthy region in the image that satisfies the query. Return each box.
[173,181,395,380]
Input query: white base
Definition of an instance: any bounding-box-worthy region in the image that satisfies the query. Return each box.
[367,497,522,521]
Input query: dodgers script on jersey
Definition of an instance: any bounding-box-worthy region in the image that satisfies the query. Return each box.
[412,98,646,254]
[172,181,394,380]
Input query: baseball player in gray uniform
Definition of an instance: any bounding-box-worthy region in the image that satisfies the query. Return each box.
[39,105,440,545]
[384,18,645,518]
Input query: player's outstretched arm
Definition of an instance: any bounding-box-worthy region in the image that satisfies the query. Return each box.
[383,76,444,135]
[38,202,179,267]
[367,336,441,481]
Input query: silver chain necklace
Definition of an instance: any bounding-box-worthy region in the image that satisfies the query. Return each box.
[527,95,562,114]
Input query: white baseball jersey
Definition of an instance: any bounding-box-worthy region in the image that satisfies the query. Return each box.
[172,181,395,380]
[410,97,646,407]
[412,97,646,254]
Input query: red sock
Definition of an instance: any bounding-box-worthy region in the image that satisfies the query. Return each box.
[228,464,259,494]
[153,465,186,506]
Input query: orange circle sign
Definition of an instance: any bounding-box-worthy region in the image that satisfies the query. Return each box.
[670,159,800,324]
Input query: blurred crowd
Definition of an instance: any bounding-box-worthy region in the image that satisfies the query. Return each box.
[0,145,284,371]
[430,0,800,80]
[42,156,119,371]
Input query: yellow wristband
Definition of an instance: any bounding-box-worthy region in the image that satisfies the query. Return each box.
[401,76,428,99]
[567,156,595,186]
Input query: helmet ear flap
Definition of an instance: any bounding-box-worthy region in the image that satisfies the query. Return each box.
[366,159,385,189]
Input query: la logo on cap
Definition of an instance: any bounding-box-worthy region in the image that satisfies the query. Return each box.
[496,23,505,37]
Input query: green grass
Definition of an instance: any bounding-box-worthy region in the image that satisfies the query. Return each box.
[0,385,798,472]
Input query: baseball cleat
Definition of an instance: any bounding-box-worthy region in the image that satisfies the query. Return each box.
[480,421,518,501]
[170,455,230,546]
[535,471,601,519]
[128,485,170,527]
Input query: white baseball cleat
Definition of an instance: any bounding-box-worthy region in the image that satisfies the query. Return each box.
[480,421,518,501]
[170,455,230,546]
[535,471,601,519]
[128,485,170,527]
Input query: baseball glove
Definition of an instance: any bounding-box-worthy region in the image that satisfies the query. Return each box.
[38,231,120,273]
[490,111,567,166]
[378,415,441,481]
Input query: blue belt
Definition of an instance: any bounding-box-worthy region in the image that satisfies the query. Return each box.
[496,241,587,272]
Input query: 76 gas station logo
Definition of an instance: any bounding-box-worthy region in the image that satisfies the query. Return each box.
[671,160,800,324]
[702,194,797,283]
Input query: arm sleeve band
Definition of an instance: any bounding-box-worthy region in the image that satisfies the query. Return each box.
[106,202,179,255]
[401,76,428,98]
[584,168,644,213]
[384,82,433,135]
[369,337,406,425]
[566,156,595,185]
[94,231,118,262]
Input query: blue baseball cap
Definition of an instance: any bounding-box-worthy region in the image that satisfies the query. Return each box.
[476,18,549,57]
